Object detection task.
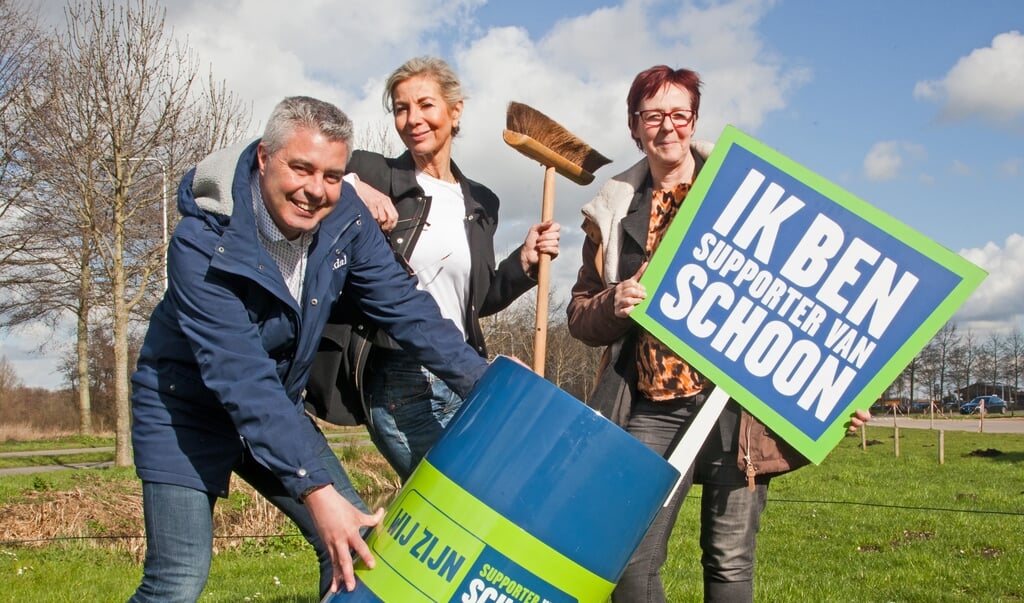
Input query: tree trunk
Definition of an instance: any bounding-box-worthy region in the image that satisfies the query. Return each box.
[76,243,92,434]
[113,201,132,467]
[76,311,92,434]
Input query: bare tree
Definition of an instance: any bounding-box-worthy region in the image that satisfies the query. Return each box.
[1005,324,1023,403]
[980,332,1005,392]
[899,351,921,412]
[9,0,250,463]
[931,321,960,404]
[0,355,22,398]
[356,119,401,157]
[481,293,602,402]
[949,328,978,400]
[0,0,45,234]
[481,298,537,365]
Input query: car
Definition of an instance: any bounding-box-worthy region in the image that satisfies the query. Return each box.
[959,395,1008,415]
[911,401,938,413]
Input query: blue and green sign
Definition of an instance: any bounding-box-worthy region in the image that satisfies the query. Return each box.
[633,126,986,464]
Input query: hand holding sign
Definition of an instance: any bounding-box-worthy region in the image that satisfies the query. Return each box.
[633,126,986,465]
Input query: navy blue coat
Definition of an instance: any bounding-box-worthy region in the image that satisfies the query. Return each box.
[130,140,488,499]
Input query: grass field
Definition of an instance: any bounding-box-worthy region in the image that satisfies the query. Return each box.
[1,424,1022,602]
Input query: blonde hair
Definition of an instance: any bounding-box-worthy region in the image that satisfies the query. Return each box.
[382,56,464,135]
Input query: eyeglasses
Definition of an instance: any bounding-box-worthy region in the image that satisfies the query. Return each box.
[634,109,695,128]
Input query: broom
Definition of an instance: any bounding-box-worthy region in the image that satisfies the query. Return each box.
[504,101,611,376]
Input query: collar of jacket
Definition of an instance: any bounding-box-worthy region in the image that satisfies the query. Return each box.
[389,150,481,209]
[581,140,713,282]
[384,150,488,257]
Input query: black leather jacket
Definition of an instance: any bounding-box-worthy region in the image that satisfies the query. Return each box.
[305,150,536,425]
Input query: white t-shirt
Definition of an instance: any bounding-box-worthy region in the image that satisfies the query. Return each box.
[410,171,472,338]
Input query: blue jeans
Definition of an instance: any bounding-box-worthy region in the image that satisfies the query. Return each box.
[613,399,769,603]
[128,434,369,602]
[695,402,769,603]
[365,349,463,481]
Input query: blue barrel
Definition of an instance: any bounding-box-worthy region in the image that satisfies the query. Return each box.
[326,355,678,602]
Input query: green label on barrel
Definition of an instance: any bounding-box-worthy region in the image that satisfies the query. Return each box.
[357,461,614,602]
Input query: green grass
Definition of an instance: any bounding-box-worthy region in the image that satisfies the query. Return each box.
[1,427,1022,602]
[0,541,321,602]
[666,426,1024,602]
[0,467,138,503]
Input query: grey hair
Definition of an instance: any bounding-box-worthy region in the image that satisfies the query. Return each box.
[383,56,464,136]
[262,96,354,158]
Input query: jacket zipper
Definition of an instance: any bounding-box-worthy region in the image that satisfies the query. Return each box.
[743,416,757,491]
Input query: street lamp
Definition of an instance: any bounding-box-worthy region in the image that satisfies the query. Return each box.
[126,156,168,291]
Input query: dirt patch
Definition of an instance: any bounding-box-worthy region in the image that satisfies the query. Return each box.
[890,530,935,547]
[978,547,1002,558]
[967,448,1003,457]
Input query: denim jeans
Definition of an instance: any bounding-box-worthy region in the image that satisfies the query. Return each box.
[613,397,696,603]
[613,398,769,603]
[695,403,770,603]
[128,432,369,602]
[365,349,464,481]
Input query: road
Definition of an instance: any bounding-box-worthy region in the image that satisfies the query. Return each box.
[879,415,1024,434]
[0,432,374,477]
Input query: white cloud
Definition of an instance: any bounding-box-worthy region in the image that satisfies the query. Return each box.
[34,0,802,263]
[10,0,1020,404]
[0,322,72,389]
[914,30,1024,125]
[863,140,926,181]
[956,234,1024,332]
[864,141,903,180]
[950,159,972,176]
[163,0,489,130]
[999,157,1023,177]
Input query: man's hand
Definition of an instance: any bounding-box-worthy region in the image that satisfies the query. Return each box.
[304,485,386,593]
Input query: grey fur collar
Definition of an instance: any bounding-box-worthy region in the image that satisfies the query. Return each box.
[192,138,258,217]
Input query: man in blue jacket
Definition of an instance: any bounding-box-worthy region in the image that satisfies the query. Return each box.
[128,96,488,602]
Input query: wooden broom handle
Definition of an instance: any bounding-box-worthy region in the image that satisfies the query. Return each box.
[533,165,556,376]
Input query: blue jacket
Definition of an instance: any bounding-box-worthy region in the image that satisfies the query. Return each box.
[130,140,488,499]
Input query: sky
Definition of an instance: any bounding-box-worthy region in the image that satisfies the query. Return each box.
[4,0,1023,389]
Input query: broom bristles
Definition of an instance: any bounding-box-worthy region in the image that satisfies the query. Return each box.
[506,101,611,175]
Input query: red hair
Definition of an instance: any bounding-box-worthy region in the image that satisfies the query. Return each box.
[627,65,702,150]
